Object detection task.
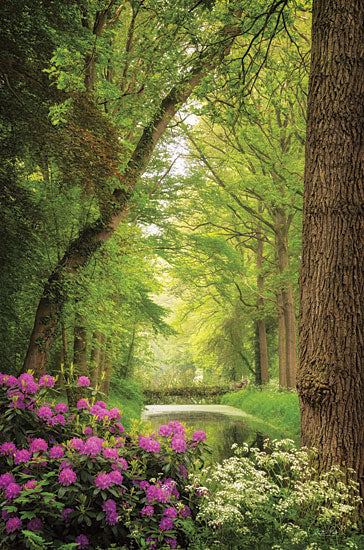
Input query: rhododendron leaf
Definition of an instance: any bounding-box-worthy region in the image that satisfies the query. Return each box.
[58,487,66,498]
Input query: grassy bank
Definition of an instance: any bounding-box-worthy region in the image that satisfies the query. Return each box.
[108,377,145,431]
[221,382,300,444]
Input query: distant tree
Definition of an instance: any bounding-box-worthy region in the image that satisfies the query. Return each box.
[8,0,290,377]
[298,0,364,498]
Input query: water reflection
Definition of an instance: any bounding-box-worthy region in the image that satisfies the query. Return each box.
[145,410,266,462]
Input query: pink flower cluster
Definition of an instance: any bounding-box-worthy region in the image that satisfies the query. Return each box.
[139,435,161,453]
[102,499,118,525]
[145,479,178,504]
[95,470,123,489]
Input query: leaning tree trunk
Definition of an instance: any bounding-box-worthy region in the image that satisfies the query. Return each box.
[297,0,364,498]
[22,17,244,379]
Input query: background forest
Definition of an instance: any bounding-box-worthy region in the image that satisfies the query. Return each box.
[0,0,309,395]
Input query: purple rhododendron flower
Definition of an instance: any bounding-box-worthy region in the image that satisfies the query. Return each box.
[107,407,120,419]
[192,430,207,442]
[168,420,186,435]
[141,505,154,517]
[76,398,90,410]
[52,414,66,426]
[18,373,38,394]
[6,517,22,533]
[5,482,22,500]
[105,510,118,525]
[180,505,191,517]
[82,436,104,457]
[89,404,108,420]
[62,508,73,521]
[94,400,107,409]
[102,499,116,513]
[49,445,65,459]
[102,447,119,460]
[3,375,18,387]
[75,534,89,549]
[139,480,150,490]
[83,426,93,436]
[2,510,12,521]
[167,539,178,549]
[59,468,77,486]
[69,438,85,452]
[95,472,111,489]
[171,435,187,453]
[146,483,172,504]
[14,449,31,464]
[77,376,90,387]
[177,464,188,479]
[114,422,125,434]
[0,442,16,456]
[109,470,123,485]
[0,473,15,488]
[158,424,173,437]
[10,395,26,409]
[139,436,161,454]
[27,517,43,531]
[29,438,48,453]
[37,405,53,420]
[146,537,158,549]
[54,402,68,413]
[24,479,38,490]
[39,375,55,388]
[117,457,128,470]
[164,507,178,518]
[159,517,174,531]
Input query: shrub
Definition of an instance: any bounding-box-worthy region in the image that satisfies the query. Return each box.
[0,372,208,549]
[191,440,363,550]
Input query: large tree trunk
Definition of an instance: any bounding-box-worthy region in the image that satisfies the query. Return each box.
[298,0,364,498]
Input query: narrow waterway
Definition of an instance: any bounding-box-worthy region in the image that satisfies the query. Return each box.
[142,404,268,461]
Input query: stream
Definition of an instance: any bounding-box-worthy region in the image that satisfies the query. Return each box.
[142,404,267,462]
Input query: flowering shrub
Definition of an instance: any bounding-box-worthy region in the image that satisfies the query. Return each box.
[0,372,208,549]
[191,440,363,550]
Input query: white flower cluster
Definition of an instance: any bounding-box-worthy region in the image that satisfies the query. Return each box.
[193,440,362,550]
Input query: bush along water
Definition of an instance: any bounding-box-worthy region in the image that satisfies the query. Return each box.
[0,372,208,549]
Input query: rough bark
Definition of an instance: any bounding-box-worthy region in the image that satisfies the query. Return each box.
[298,0,364,498]
[22,17,243,378]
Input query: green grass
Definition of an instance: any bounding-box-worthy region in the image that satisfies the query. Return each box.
[108,377,145,431]
[221,382,300,444]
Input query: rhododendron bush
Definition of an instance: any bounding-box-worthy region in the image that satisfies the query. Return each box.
[0,373,208,549]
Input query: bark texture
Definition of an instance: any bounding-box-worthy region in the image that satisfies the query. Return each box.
[298,0,364,497]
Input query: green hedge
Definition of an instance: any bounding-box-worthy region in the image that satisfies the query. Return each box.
[221,385,300,443]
